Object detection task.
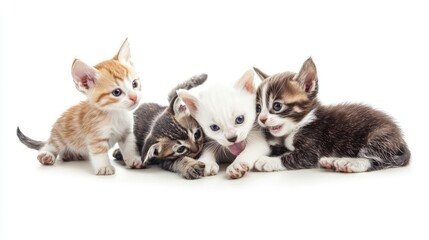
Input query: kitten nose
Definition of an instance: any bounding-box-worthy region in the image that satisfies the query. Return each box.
[227,136,237,143]
[260,117,267,124]
[129,94,137,103]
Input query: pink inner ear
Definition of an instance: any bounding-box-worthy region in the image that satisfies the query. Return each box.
[81,75,94,90]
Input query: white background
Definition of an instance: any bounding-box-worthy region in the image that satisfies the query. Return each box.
[1,0,428,239]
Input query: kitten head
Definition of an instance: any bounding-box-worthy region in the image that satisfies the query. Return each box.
[254,57,319,137]
[71,38,141,111]
[141,97,204,164]
[177,70,256,156]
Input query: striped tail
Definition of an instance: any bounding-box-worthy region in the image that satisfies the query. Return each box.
[167,73,208,102]
[16,127,45,150]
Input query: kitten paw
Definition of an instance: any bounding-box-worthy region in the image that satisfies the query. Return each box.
[183,161,206,180]
[226,162,250,179]
[37,152,56,165]
[124,155,143,169]
[95,165,115,175]
[319,157,371,173]
[203,161,219,176]
[254,156,286,172]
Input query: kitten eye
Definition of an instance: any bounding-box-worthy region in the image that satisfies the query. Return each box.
[256,104,261,113]
[272,102,282,112]
[132,80,138,89]
[176,146,187,154]
[194,129,202,140]
[210,124,220,132]
[235,115,245,124]
[112,88,122,97]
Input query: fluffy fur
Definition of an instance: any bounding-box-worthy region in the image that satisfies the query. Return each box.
[113,74,207,179]
[253,57,410,173]
[177,70,270,179]
[17,39,142,175]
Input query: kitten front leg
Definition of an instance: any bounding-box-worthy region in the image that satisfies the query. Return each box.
[118,131,142,169]
[160,157,205,179]
[226,133,271,179]
[88,140,115,175]
[255,149,319,172]
[198,149,219,176]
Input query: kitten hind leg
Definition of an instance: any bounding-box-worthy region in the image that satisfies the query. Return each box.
[37,143,59,165]
[319,157,371,173]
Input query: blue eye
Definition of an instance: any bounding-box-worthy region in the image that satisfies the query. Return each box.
[272,102,282,112]
[112,88,122,97]
[210,124,220,131]
[194,129,202,140]
[176,146,187,154]
[132,80,138,88]
[235,115,245,124]
[256,104,261,113]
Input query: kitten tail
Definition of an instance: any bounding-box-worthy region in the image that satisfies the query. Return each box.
[167,73,208,102]
[16,127,45,150]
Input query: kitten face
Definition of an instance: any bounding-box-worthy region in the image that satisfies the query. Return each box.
[178,70,256,156]
[71,39,141,111]
[141,98,205,163]
[255,58,318,137]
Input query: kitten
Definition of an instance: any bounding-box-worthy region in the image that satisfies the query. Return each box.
[253,57,410,173]
[113,74,207,179]
[177,70,271,179]
[16,39,142,175]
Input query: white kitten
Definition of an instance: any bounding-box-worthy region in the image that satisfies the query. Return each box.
[177,70,270,179]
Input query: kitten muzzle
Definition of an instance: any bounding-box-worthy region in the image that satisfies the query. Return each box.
[269,124,283,134]
[227,141,246,156]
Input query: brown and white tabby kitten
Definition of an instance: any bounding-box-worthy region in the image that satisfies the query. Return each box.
[16,39,142,175]
[113,74,207,179]
[253,57,410,173]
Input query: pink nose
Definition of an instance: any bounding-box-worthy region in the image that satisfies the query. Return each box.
[260,117,267,124]
[129,94,137,103]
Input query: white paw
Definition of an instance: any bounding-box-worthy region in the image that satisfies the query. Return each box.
[95,165,115,175]
[203,161,219,176]
[226,162,250,179]
[319,157,371,173]
[37,151,56,165]
[124,155,143,169]
[254,156,286,172]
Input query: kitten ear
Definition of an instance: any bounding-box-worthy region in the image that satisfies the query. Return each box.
[253,67,270,81]
[235,69,255,93]
[142,142,162,165]
[71,59,99,94]
[114,38,131,64]
[169,96,190,116]
[177,89,199,114]
[295,57,318,93]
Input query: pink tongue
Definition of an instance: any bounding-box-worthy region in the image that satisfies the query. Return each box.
[228,141,246,156]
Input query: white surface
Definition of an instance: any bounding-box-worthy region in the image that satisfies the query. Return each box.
[1,1,428,239]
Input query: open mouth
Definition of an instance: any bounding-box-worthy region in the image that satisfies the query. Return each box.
[269,124,283,134]
[227,141,246,156]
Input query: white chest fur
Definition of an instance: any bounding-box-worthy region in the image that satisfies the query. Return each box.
[283,109,317,151]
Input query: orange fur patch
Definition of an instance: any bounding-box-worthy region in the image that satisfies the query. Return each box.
[95,60,128,81]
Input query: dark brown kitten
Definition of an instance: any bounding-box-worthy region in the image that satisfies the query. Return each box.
[253,58,410,173]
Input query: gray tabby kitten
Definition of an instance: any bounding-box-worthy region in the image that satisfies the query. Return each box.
[113,74,207,179]
[253,58,410,173]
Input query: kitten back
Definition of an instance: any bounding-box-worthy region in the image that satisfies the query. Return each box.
[16,127,44,150]
[167,73,207,102]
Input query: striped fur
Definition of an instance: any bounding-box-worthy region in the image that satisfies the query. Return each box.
[17,39,142,175]
[113,74,207,179]
[254,57,410,173]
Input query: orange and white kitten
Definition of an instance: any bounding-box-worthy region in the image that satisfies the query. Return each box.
[17,39,142,175]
